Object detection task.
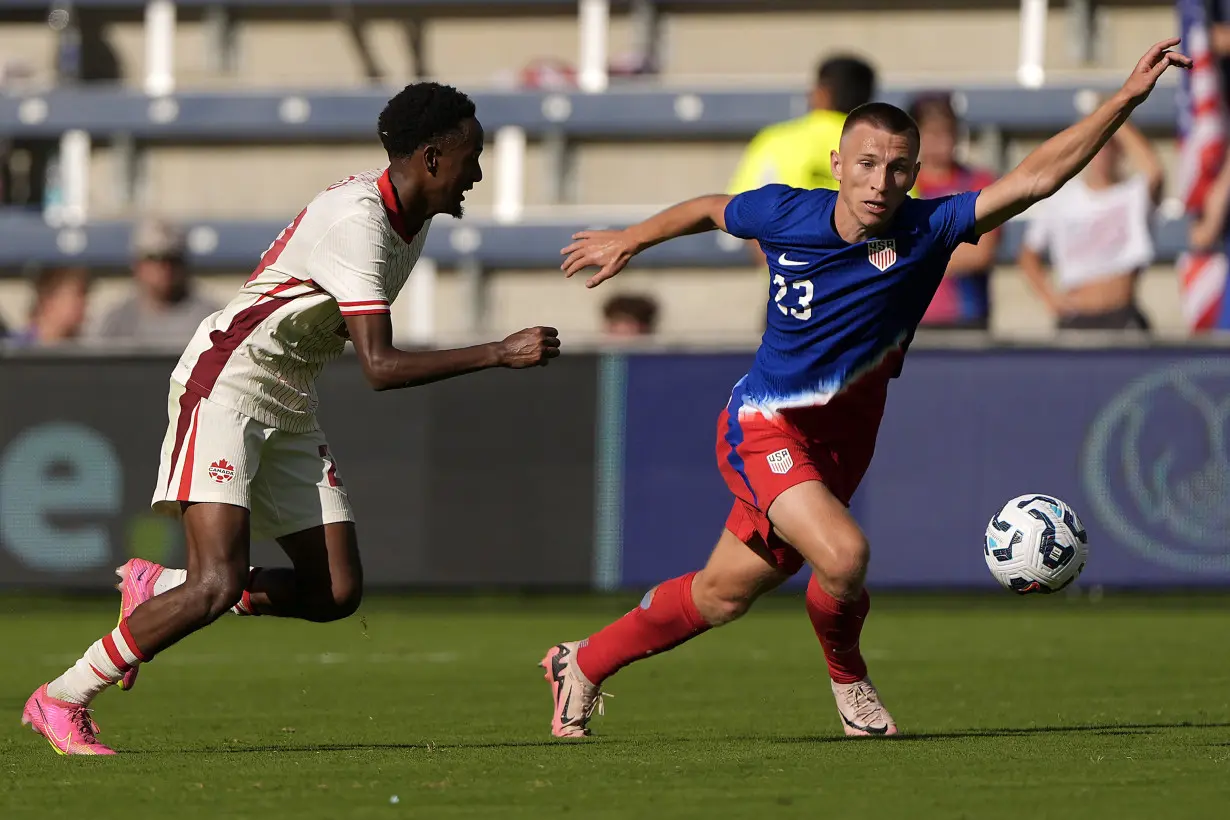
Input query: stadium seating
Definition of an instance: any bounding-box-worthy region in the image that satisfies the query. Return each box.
[0,0,1191,338]
[0,204,1192,270]
[0,85,1182,141]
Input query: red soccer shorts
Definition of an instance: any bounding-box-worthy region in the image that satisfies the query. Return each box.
[714,397,885,575]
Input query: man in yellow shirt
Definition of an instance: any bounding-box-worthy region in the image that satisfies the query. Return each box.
[728,55,878,194]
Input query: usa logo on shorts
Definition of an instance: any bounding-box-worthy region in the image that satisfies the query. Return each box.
[867,239,897,272]
[767,448,794,475]
[207,459,236,484]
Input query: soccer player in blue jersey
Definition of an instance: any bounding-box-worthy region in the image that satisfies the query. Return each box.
[540,39,1189,738]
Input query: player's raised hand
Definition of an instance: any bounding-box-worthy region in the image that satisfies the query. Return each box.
[561,229,636,289]
[497,326,561,368]
[1120,37,1191,106]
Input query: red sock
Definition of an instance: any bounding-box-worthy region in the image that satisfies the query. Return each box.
[805,575,870,684]
[231,567,263,616]
[576,572,711,685]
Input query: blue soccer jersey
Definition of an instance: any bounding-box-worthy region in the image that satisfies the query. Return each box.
[723,185,980,414]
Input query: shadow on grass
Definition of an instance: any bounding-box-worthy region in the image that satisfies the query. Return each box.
[124,739,622,755]
[765,720,1230,744]
[123,721,1230,754]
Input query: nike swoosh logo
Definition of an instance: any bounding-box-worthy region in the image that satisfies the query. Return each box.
[778,253,808,266]
[36,702,74,750]
[551,645,573,723]
[841,713,890,735]
[136,568,147,582]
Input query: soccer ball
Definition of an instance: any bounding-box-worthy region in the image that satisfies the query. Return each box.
[984,494,1089,594]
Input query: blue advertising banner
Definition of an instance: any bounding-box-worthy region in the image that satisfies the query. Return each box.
[620,349,1230,590]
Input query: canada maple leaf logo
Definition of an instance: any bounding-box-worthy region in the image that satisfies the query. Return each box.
[207,459,236,484]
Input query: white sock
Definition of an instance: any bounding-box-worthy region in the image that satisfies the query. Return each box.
[153,568,187,596]
[151,566,259,615]
[47,626,146,705]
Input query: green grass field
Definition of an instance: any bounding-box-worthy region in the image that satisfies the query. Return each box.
[2,592,1229,819]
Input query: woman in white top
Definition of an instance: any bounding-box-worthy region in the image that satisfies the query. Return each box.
[1017,122,1164,330]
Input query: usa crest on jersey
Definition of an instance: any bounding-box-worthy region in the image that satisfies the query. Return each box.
[867,239,897,272]
[767,448,794,475]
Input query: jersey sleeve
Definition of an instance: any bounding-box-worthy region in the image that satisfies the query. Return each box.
[927,190,981,251]
[306,211,391,317]
[723,184,793,240]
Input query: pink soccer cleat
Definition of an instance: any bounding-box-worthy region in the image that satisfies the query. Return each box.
[831,677,898,737]
[115,558,163,691]
[21,685,115,756]
[541,641,609,738]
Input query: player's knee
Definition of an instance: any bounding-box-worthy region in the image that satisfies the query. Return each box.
[326,578,363,621]
[820,535,870,599]
[304,575,362,622]
[704,595,753,626]
[186,566,247,623]
[691,573,754,626]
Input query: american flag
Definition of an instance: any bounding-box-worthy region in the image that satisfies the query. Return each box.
[867,239,897,272]
[1177,0,1228,331]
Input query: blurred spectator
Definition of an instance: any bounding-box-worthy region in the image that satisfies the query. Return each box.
[1017,123,1164,331]
[909,93,1001,331]
[7,267,91,347]
[91,217,219,347]
[1185,158,1230,330]
[1186,154,1230,253]
[727,54,877,194]
[517,53,656,90]
[603,294,659,338]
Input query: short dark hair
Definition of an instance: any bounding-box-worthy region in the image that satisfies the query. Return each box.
[907,92,958,128]
[816,56,877,114]
[31,266,90,318]
[841,102,920,151]
[378,82,477,159]
[603,294,659,332]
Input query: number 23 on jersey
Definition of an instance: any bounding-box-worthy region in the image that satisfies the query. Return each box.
[773,274,814,321]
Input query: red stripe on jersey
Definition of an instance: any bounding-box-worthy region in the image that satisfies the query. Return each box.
[320,445,343,488]
[119,619,149,662]
[246,209,307,284]
[101,634,132,673]
[256,277,308,303]
[337,300,389,307]
[164,389,203,494]
[378,169,417,244]
[176,403,201,503]
[338,308,391,316]
[184,297,288,398]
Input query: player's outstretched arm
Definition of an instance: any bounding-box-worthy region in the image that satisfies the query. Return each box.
[972,38,1190,235]
[561,194,732,288]
[344,313,560,391]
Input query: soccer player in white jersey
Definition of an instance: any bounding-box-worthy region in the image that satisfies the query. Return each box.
[21,83,560,755]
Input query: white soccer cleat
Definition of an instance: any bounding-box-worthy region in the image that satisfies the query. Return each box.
[540,641,609,738]
[831,677,898,736]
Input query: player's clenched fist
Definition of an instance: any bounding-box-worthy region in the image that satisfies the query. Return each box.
[497,326,561,368]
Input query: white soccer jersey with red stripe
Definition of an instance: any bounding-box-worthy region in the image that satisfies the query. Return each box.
[170,168,431,433]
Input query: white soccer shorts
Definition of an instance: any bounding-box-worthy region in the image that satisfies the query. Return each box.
[151,380,354,540]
